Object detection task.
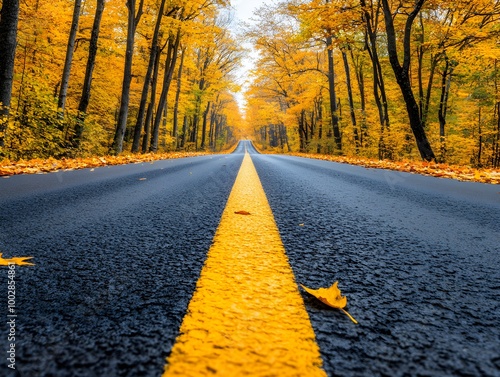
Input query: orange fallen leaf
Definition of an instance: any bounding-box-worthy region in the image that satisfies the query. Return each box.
[300,281,358,324]
[0,253,35,266]
[234,210,251,215]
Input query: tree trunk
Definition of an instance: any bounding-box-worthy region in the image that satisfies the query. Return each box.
[131,43,158,152]
[200,101,210,149]
[350,48,367,147]
[361,0,391,158]
[189,72,209,148]
[131,0,166,152]
[150,29,181,152]
[423,53,440,126]
[0,0,20,146]
[111,0,143,154]
[342,49,359,152]
[438,57,453,162]
[180,114,188,149]
[477,107,482,167]
[58,0,82,114]
[417,13,425,121]
[72,0,105,148]
[298,110,307,152]
[494,59,500,168]
[381,0,435,161]
[326,34,342,152]
[172,47,185,147]
[142,46,161,153]
[495,102,500,168]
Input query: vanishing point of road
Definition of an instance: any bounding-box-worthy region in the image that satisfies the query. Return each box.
[1,140,499,376]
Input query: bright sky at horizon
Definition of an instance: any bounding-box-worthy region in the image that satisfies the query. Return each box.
[229,0,270,112]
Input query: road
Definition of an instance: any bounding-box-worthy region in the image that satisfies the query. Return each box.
[0,140,499,376]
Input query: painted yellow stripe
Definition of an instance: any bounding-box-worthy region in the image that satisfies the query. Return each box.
[163,153,326,377]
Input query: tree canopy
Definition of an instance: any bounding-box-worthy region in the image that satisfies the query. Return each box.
[0,0,499,167]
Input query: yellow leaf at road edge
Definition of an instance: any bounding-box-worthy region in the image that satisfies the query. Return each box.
[300,281,358,324]
[0,253,35,266]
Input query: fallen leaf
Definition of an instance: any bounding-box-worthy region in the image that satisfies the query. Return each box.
[300,281,358,324]
[0,253,35,266]
[139,178,147,181]
[234,210,251,215]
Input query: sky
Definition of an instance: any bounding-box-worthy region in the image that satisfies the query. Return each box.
[229,0,270,110]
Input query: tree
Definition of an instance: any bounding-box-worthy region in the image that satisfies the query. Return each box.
[0,0,20,146]
[360,0,392,158]
[72,0,106,148]
[57,0,82,114]
[130,0,168,153]
[150,26,182,152]
[381,0,436,161]
[111,0,144,154]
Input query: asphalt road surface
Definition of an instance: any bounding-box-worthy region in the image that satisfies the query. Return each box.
[1,140,499,376]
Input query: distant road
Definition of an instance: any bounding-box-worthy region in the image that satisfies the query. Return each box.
[1,140,498,376]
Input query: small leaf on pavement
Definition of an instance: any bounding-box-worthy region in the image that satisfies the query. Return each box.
[0,253,35,266]
[300,281,358,324]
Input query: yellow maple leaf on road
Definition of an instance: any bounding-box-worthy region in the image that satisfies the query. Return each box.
[0,253,35,266]
[300,281,358,324]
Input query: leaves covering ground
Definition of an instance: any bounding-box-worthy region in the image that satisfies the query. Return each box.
[288,153,500,185]
[1,147,499,184]
[0,152,209,176]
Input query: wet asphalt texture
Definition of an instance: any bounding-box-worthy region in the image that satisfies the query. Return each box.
[1,140,499,376]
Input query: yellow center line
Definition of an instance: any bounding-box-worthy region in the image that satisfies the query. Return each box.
[163,153,326,377]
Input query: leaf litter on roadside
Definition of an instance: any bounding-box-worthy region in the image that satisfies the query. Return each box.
[300,281,358,324]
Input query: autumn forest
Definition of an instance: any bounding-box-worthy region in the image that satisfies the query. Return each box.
[0,0,500,167]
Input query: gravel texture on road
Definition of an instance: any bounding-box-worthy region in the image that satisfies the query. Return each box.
[251,148,500,377]
[0,150,244,376]
[1,140,499,376]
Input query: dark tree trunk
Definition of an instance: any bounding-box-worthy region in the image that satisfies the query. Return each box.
[142,46,161,153]
[326,34,342,152]
[477,107,482,166]
[381,0,435,161]
[316,96,323,153]
[131,44,158,152]
[111,0,144,154]
[131,0,166,153]
[208,95,219,149]
[58,0,82,113]
[438,57,454,162]
[200,101,210,149]
[150,29,181,152]
[189,51,210,148]
[350,48,367,146]
[172,47,185,147]
[417,13,425,121]
[0,0,20,146]
[72,0,105,148]
[342,49,359,152]
[361,0,391,158]
[494,60,500,168]
[298,110,307,152]
[423,53,440,125]
[180,114,188,149]
[495,102,500,168]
